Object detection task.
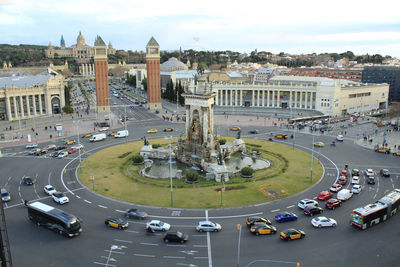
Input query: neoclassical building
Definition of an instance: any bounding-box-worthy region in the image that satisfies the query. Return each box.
[210,76,389,116]
[0,69,65,121]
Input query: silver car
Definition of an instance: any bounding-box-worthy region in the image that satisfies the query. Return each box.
[196,221,222,232]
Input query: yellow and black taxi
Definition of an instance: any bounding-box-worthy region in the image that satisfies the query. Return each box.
[313,141,325,147]
[250,224,277,235]
[275,134,288,139]
[280,228,306,241]
[231,127,241,131]
[163,128,174,132]
[108,131,117,136]
[105,217,129,230]
[375,147,391,154]
[393,151,400,156]
[82,133,92,138]
[147,129,158,134]
[246,217,272,227]
[64,140,75,145]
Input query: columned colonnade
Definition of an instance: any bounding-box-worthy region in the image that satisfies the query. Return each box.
[79,63,95,76]
[4,93,49,120]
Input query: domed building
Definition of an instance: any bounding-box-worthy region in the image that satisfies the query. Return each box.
[160,57,197,91]
[161,57,188,72]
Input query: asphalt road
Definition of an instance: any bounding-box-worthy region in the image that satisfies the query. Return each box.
[1,113,400,267]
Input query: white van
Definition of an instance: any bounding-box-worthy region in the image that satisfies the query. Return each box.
[115,130,129,138]
[89,133,106,142]
[337,189,353,201]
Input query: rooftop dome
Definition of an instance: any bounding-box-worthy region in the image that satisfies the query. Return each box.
[77,31,86,46]
[161,57,188,72]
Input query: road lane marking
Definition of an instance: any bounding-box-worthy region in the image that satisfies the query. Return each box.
[286,205,294,209]
[193,245,207,248]
[271,209,280,212]
[194,257,208,259]
[124,230,139,233]
[148,212,263,220]
[94,262,116,267]
[98,205,108,209]
[192,234,207,237]
[114,239,132,243]
[167,244,186,247]
[84,200,92,204]
[104,250,124,255]
[76,195,81,199]
[116,209,124,213]
[163,256,185,259]
[140,242,159,246]
[133,254,155,258]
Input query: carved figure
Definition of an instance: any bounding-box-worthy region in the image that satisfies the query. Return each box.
[236,130,241,139]
[144,136,149,146]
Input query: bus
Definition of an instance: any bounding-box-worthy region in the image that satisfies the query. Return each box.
[27,201,82,237]
[351,189,400,230]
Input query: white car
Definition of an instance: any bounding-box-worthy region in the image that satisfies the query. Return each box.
[196,221,222,232]
[98,127,110,132]
[72,144,84,150]
[145,220,171,231]
[51,192,69,204]
[330,184,342,192]
[365,169,375,177]
[351,176,360,184]
[336,135,344,141]
[44,185,57,195]
[298,199,318,210]
[26,143,38,149]
[311,216,337,228]
[58,151,69,159]
[352,184,362,194]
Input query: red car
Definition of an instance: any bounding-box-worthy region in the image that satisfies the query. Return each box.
[340,170,349,178]
[338,176,347,185]
[325,198,342,209]
[68,148,78,154]
[317,191,333,201]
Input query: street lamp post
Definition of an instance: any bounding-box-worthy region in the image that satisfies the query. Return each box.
[168,138,173,207]
[74,120,82,170]
[310,133,315,183]
[237,224,242,267]
[220,177,225,208]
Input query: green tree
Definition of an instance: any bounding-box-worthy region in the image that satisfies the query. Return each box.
[141,77,147,91]
[178,80,184,105]
[127,75,136,87]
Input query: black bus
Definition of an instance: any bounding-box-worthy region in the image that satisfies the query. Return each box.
[27,201,82,237]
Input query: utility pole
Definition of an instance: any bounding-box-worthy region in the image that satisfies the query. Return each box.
[237,224,241,267]
[169,138,173,207]
[310,133,315,183]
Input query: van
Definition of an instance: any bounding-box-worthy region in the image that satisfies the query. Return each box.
[337,189,353,201]
[115,130,129,138]
[89,133,106,142]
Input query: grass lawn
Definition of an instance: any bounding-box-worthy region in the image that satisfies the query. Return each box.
[78,137,323,208]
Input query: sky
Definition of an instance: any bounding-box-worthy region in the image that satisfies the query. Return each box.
[1,0,400,57]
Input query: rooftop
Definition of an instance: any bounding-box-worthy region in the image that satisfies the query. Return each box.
[0,68,58,89]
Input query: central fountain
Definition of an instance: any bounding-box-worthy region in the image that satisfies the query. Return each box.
[140,79,269,182]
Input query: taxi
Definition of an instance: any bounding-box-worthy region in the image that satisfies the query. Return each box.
[108,131,117,136]
[250,224,277,235]
[82,133,92,138]
[280,228,306,241]
[375,147,391,154]
[64,140,75,145]
[246,217,272,227]
[105,217,129,230]
[275,134,288,139]
[231,127,241,131]
[313,141,325,147]
[393,152,400,156]
[163,128,174,132]
[147,129,158,133]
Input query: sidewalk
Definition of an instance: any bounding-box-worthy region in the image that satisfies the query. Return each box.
[355,129,400,152]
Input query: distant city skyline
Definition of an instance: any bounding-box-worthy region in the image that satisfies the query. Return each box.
[1,0,400,57]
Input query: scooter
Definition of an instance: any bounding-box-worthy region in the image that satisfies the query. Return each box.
[330,142,336,147]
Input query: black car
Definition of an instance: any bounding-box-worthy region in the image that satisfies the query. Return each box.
[124,208,148,220]
[34,148,48,156]
[380,169,391,177]
[55,145,67,151]
[51,151,63,158]
[246,217,272,227]
[23,176,36,185]
[303,207,323,216]
[367,176,376,184]
[163,231,188,243]
[248,130,260,134]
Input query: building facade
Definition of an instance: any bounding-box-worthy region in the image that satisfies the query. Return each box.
[208,76,388,116]
[288,68,363,82]
[0,69,65,121]
[362,66,400,101]
[93,36,110,114]
[146,37,162,110]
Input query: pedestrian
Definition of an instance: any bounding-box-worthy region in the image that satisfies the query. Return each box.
[394,145,397,150]
[50,134,52,139]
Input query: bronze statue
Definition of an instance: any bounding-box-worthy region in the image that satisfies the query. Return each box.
[236,130,241,139]
[144,136,149,146]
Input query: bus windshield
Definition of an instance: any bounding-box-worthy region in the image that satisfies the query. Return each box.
[69,218,81,231]
[351,213,363,225]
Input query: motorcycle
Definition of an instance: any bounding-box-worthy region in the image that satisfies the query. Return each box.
[330,142,336,147]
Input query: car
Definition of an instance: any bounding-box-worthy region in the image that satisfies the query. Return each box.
[58,151,69,159]
[196,221,222,232]
[105,217,129,230]
[45,144,57,151]
[108,132,117,136]
[68,147,78,154]
[248,129,260,134]
[33,148,48,156]
[280,228,305,241]
[55,145,67,151]
[275,134,288,139]
[147,129,158,133]
[311,217,337,228]
[340,169,349,178]
[98,127,110,132]
[365,169,375,177]
[351,176,360,184]
[163,231,189,243]
[44,185,57,195]
[367,176,376,185]
[246,217,272,227]
[1,188,11,202]
[317,191,333,201]
[297,199,318,209]
[231,127,241,131]
[325,198,342,209]
[338,176,347,185]
[375,147,391,154]
[330,184,342,192]
[351,184,362,194]
[304,206,324,216]
[124,208,148,219]
[23,176,36,185]
[163,128,174,132]
[393,152,400,156]
[72,144,84,150]
[250,224,277,235]
[64,140,75,145]
[146,220,171,232]
[82,133,92,138]
[52,192,69,204]
[28,148,40,155]
[26,143,38,149]
[380,169,391,177]
[336,135,344,141]
[275,212,298,223]
[313,141,325,147]
[351,169,360,176]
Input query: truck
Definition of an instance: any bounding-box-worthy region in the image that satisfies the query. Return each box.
[115,130,129,138]
[337,189,353,201]
[89,133,106,142]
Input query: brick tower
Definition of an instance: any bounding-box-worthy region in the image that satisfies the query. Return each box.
[94,35,110,114]
[146,37,162,110]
